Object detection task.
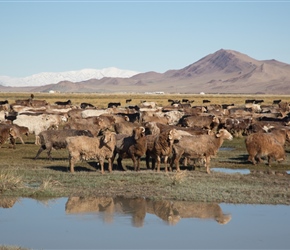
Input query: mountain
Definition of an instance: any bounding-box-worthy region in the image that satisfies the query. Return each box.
[0,67,140,87]
[1,49,290,94]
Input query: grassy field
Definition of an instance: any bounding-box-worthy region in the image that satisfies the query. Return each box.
[0,92,290,205]
[1,92,290,108]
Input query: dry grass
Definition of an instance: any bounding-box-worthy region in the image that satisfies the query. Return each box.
[0,169,23,193]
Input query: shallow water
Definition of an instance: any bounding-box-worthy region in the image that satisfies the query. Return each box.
[212,168,251,174]
[0,197,289,249]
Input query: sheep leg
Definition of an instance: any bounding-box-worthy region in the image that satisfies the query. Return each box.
[9,137,16,149]
[19,136,25,144]
[35,135,40,145]
[34,145,46,159]
[205,156,211,174]
[247,155,256,165]
[69,157,75,173]
[117,156,127,171]
[173,155,181,172]
[108,158,113,173]
[164,156,168,172]
[99,159,105,174]
[131,155,138,171]
[156,156,161,172]
[47,148,53,161]
[145,153,152,169]
[267,156,272,167]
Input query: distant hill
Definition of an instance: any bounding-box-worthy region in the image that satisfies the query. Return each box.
[1,49,290,94]
[0,67,140,87]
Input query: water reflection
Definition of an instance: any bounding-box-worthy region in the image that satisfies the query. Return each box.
[65,196,231,227]
[1,196,290,249]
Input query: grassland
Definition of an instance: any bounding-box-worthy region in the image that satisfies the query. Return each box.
[0,92,290,205]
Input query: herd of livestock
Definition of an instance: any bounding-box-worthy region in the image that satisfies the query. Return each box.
[0,96,290,174]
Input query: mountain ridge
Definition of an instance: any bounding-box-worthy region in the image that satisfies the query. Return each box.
[1,49,290,94]
[0,67,140,87]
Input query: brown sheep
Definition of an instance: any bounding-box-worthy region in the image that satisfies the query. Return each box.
[66,130,116,174]
[0,124,29,144]
[0,125,17,149]
[180,114,220,130]
[34,129,93,160]
[171,129,233,174]
[114,120,140,135]
[245,132,286,166]
[113,126,147,171]
[146,128,182,172]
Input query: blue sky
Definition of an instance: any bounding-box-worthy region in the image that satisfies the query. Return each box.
[1,0,290,77]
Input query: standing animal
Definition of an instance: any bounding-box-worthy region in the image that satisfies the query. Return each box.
[126,99,132,103]
[107,102,121,108]
[113,126,147,171]
[66,130,116,174]
[13,113,67,145]
[55,100,72,106]
[0,124,29,144]
[34,129,93,160]
[245,132,286,166]
[0,125,17,149]
[171,129,233,174]
[146,128,182,172]
[80,102,95,109]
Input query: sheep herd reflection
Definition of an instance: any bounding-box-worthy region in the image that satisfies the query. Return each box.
[1,196,231,227]
[65,197,232,226]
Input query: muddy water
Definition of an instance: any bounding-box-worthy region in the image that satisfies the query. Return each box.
[0,197,289,249]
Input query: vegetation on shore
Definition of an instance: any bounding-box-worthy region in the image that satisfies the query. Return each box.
[0,93,290,205]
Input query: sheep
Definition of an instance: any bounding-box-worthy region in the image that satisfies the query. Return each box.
[34,129,94,160]
[146,128,182,172]
[66,130,116,174]
[0,125,17,149]
[245,132,286,166]
[113,126,147,171]
[170,129,233,174]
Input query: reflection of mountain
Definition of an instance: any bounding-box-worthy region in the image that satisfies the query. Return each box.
[65,197,231,227]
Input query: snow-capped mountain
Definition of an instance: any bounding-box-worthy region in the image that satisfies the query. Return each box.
[0,67,140,87]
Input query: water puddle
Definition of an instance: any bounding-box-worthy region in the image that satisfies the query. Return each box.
[212,168,251,174]
[0,197,289,249]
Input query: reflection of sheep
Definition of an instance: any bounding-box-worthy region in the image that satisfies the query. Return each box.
[172,202,231,225]
[65,196,231,227]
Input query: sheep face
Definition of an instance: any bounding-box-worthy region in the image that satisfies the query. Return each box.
[216,129,233,140]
